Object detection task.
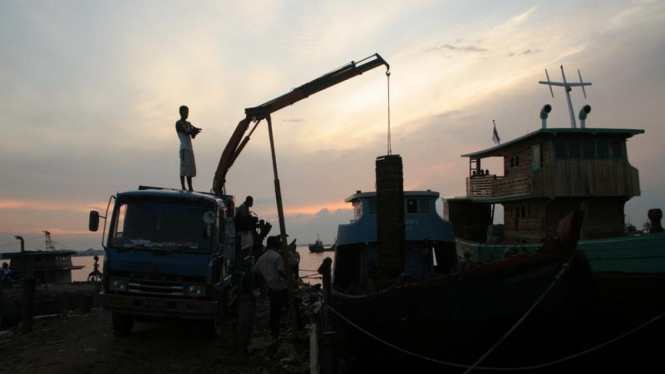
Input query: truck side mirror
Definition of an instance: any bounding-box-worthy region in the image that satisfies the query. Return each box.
[89,211,100,232]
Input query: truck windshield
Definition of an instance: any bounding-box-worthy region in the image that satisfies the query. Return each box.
[110,200,214,253]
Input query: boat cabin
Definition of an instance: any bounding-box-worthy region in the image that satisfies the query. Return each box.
[334,190,457,292]
[444,128,643,243]
[4,250,83,285]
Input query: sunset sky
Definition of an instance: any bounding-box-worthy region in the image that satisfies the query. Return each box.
[1,0,664,252]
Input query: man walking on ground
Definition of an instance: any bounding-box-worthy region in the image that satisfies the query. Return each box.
[176,105,201,191]
[252,235,287,339]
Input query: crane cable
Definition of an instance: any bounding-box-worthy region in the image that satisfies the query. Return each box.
[386,70,392,155]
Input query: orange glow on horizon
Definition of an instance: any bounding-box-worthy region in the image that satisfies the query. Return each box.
[263,201,352,216]
[0,199,104,213]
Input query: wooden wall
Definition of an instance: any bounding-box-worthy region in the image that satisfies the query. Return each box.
[505,197,627,242]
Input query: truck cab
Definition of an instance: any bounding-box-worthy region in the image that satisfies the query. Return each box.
[90,186,253,337]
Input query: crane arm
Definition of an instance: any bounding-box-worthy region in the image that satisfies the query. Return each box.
[212,53,389,193]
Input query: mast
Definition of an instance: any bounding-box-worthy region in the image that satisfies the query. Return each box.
[539,66,592,128]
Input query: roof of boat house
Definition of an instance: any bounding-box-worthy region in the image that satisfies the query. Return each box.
[461,127,644,158]
[345,190,439,203]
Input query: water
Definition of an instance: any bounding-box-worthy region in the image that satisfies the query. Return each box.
[2,247,334,284]
[295,246,335,284]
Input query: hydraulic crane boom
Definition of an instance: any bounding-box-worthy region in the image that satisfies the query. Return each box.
[212,53,390,193]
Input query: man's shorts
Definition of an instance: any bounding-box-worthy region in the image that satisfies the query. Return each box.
[180,149,197,177]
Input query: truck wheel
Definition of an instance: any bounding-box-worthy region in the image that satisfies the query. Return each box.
[112,312,134,337]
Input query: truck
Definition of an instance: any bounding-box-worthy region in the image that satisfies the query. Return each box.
[88,53,390,337]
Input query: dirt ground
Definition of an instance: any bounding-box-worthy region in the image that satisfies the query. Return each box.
[0,297,312,374]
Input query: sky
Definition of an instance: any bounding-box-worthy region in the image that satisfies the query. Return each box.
[1,0,664,252]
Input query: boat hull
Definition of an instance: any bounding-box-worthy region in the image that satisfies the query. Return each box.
[457,232,665,304]
[329,249,595,366]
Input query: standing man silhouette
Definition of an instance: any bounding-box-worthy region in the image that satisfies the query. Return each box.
[176,105,201,191]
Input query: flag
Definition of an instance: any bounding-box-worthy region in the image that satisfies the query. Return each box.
[492,120,501,145]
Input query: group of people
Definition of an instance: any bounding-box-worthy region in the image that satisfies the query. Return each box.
[233,194,301,340]
[179,106,301,340]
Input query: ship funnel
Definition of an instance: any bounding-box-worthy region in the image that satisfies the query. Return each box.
[578,105,591,128]
[540,104,552,129]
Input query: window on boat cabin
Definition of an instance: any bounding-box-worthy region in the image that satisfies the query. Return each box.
[568,141,581,159]
[555,140,623,160]
[353,201,363,220]
[531,144,541,170]
[596,141,609,159]
[418,199,430,214]
[608,141,622,159]
[368,198,377,214]
[407,198,417,214]
[582,141,595,159]
[520,206,526,218]
[554,141,568,159]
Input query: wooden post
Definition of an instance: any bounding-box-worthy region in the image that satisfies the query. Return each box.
[317,257,333,374]
[16,236,34,333]
[266,114,299,336]
[318,257,332,330]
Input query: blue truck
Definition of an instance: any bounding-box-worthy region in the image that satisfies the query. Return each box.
[88,53,390,337]
[89,186,266,337]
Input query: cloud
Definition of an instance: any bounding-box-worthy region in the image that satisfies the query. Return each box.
[442,44,488,53]
[427,43,488,54]
[508,49,544,57]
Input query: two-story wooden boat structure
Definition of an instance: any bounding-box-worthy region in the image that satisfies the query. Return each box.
[443,68,665,321]
[444,127,643,244]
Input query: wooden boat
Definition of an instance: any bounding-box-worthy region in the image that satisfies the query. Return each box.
[323,156,595,370]
[1,231,84,286]
[443,69,665,320]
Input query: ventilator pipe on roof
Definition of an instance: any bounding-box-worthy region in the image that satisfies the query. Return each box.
[540,104,552,129]
[578,105,591,129]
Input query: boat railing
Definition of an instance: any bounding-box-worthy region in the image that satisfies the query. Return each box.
[466,174,531,197]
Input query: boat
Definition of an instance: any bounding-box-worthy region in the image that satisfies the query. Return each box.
[1,230,84,286]
[309,235,334,253]
[323,155,595,371]
[0,231,99,327]
[442,67,665,321]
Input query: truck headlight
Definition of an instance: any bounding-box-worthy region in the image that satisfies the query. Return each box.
[185,284,206,297]
[109,278,129,292]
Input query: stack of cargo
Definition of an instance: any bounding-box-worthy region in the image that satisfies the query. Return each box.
[374,154,405,286]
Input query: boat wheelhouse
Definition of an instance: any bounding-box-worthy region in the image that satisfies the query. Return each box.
[333,189,457,292]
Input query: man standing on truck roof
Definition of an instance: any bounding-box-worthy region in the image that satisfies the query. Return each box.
[176,105,201,191]
[252,235,287,339]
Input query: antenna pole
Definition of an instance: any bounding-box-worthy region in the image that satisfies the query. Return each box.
[539,66,592,129]
[560,66,577,129]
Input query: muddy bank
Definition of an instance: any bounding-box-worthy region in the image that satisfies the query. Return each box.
[0,293,319,374]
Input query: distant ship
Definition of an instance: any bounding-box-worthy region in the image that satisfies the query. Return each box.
[308,235,334,253]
